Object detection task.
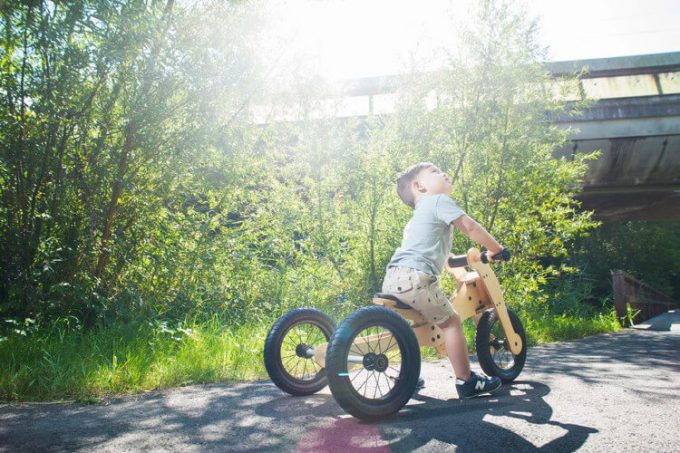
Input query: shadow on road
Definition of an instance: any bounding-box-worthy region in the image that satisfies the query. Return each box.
[2,378,599,452]
[0,383,342,451]
[6,378,582,452]
[527,329,680,395]
[290,381,597,452]
[3,328,677,451]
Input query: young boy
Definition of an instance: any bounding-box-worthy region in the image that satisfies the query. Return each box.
[383,162,506,398]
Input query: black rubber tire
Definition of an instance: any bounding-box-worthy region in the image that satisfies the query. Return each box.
[476,307,527,383]
[264,308,335,396]
[326,306,420,420]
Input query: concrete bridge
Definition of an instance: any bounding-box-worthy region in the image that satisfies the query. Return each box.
[330,52,680,221]
[549,52,680,221]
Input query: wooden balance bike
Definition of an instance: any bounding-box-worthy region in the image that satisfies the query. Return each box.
[263,248,527,420]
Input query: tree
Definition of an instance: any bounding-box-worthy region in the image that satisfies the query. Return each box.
[344,0,598,311]
[0,0,266,323]
[1,0,601,327]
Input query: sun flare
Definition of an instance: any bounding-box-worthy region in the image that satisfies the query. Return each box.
[259,0,462,81]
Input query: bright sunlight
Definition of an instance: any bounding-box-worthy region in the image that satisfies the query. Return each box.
[258,0,462,81]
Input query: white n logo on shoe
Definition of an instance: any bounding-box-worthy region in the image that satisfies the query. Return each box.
[475,380,485,391]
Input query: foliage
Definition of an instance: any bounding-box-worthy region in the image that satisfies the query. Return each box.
[0,315,268,401]
[522,308,621,344]
[340,0,600,315]
[570,221,680,302]
[0,0,269,324]
[1,0,618,388]
[1,306,621,402]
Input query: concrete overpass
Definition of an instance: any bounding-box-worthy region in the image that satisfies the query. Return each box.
[258,52,680,221]
[549,52,680,221]
[331,52,680,221]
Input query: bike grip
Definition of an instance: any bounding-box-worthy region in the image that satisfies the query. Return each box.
[496,248,511,261]
[484,248,511,263]
[448,255,468,268]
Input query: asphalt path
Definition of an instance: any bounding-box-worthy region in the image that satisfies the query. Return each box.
[1,312,679,452]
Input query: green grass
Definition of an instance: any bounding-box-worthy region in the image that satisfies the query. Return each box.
[523,310,621,344]
[0,317,268,402]
[1,309,622,402]
[422,308,622,360]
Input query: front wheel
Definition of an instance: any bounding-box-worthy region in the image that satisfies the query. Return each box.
[475,307,527,383]
[264,308,335,396]
[326,306,420,420]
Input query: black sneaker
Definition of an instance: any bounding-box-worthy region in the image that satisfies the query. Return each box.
[455,371,501,399]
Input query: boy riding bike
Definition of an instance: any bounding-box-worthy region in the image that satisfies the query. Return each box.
[383,162,509,398]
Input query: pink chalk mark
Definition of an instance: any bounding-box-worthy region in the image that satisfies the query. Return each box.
[297,418,390,452]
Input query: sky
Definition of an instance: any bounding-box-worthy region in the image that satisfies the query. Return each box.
[529,0,680,61]
[259,0,680,81]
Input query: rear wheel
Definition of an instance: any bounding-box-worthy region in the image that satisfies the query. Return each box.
[476,307,527,383]
[264,308,335,395]
[326,306,420,420]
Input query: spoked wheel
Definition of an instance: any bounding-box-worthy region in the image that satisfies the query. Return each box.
[326,306,420,420]
[476,307,527,383]
[264,308,335,396]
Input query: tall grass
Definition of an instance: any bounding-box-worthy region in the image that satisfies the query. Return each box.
[523,310,621,344]
[1,308,622,402]
[457,308,621,352]
[0,317,269,402]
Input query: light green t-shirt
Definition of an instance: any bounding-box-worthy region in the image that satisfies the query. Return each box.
[387,194,466,276]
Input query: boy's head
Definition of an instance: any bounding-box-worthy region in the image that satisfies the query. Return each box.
[397,162,452,208]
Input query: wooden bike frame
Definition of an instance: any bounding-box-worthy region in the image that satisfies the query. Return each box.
[313,248,522,368]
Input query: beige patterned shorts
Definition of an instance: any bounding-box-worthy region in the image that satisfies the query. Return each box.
[382,266,455,325]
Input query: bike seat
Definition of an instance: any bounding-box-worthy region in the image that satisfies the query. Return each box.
[372,293,413,310]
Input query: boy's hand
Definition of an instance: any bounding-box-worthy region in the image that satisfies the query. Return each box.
[486,248,511,263]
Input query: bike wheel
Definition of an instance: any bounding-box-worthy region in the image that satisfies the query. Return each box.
[326,306,420,420]
[476,307,527,383]
[264,308,335,396]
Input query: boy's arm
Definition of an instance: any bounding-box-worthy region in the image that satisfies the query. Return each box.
[452,215,503,256]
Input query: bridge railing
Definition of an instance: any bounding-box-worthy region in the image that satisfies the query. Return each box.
[611,270,676,325]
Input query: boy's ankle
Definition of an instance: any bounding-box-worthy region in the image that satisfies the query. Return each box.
[455,373,472,385]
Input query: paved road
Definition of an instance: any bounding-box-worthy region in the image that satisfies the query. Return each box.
[2,312,679,452]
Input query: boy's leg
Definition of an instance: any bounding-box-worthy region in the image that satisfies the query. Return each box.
[385,268,472,381]
[438,315,471,381]
[382,267,500,396]
[411,272,501,397]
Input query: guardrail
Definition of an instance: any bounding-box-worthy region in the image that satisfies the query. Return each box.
[611,270,676,325]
